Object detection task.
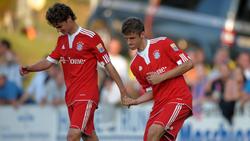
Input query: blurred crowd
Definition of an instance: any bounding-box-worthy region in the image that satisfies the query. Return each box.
[184,46,250,125]
[0,38,65,107]
[1,36,250,126]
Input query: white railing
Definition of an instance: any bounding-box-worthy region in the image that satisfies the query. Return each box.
[0,103,250,141]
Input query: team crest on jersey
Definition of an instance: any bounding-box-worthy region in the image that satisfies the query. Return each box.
[153,50,160,59]
[76,42,84,51]
[170,43,179,51]
[96,43,105,53]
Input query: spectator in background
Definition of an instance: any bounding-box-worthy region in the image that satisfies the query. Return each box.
[17,71,49,106]
[45,64,66,106]
[0,39,22,89]
[208,47,235,82]
[236,52,250,108]
[0,72,22,106]
[184,48,209,117]
[206,64,240,125]
[3,10,14,33]
[101,38,129,105]
[100,38,129,129]
[17,64,65,107]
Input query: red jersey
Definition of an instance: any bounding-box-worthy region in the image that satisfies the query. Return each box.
[47,27,110,106]
[130,37,192,111]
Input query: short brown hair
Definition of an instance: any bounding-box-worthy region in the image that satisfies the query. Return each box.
[121,17,144,35]
[46,3,76,26]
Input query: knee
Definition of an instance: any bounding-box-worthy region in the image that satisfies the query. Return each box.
[67,129,81,141]
[147,124,164,140]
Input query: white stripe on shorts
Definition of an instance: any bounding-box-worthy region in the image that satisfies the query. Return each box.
[81,101,93,132]
[165,103,182,130]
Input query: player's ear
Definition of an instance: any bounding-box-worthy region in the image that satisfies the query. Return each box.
[66,17,72,23]
[140,31,145,38]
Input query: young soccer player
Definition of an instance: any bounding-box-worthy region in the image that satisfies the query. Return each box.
[19,3,128,141]
[122,17,193,141]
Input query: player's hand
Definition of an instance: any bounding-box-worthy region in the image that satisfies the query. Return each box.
[122,95,137,107]
[146,72,163,85]
[121,95,129,105]
[19,66,29,76]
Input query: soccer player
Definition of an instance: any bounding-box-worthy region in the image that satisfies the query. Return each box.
[122,17,193,141]
[19,3,128,141]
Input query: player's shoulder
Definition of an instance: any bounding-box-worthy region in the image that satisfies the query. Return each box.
[149,37,168,44]
[78,27,97,38]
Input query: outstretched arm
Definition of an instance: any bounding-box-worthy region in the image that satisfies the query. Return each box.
[20,59,53,76]
[147,59,193,85]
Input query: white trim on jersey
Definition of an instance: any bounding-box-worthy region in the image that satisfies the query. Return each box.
[102,54,110,64]
[179,53,189,63]
[81,100,93,132]
[46,56,58,64]
[150,37,166,44]
[137,40,151,65]
[80,28,95,38]
[165,103,182,130]
[68,27,81,49]
[81,28,95,36]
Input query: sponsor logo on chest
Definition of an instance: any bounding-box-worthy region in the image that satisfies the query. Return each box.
[146,66,167,75]
[60,57,86,64]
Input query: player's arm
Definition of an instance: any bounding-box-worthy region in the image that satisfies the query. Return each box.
[147,60,193,85]
[20,59,53,76]
[124,91,153,106]
[105,63,128,100]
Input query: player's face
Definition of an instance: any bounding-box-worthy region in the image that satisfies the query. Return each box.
[124,33,143,50]
[54,19,71,35]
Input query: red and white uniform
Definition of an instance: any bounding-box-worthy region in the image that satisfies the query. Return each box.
[47,27,110,134]
[130,37,192,140]
[47,27,110,106]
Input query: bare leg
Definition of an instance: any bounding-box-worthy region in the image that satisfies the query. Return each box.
[82,131,99,141]
[67,128,81,141]
[147,124,165,141]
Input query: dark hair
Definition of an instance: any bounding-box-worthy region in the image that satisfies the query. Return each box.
[0,39,11,49]
[121,17,144,35]
[46,3,76,26]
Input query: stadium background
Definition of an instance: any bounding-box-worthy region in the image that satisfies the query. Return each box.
[0,0,250,141]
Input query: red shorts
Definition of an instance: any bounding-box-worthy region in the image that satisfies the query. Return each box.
[144,103,192,141]
[68,100,97,136]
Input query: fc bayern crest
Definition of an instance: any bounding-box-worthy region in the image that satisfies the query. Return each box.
[153,50,160,59]
[76,42,84,51]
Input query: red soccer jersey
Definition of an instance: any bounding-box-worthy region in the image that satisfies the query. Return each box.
[130,37,192,111]
[47,27,110,106]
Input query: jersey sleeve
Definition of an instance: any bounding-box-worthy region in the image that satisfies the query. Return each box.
[47,38,61,64]
[130,65,152,93]
[89,33,111,66]
[162,38,191,66]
